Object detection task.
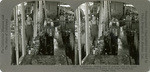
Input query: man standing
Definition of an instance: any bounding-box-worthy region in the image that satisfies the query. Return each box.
[109,17,119,55]
[90,15,98,47]
[25,15,33,51]
[44,18,55,55]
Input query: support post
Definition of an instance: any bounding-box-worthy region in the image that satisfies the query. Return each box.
[43,0,47,19]
[15,6,19,65]
[104,1,109,29]
[85,3,90,55]
[75,9,78,65]
[99,1,104,37]
[39,1,43,31]
[33,1,38,39]
[21,3,26,56]
[77,7,82,65]
[98,1,109,36]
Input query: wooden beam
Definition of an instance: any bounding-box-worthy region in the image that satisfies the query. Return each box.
[15,6,19,65]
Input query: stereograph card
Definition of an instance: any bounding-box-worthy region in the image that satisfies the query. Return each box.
[0,0,150,72]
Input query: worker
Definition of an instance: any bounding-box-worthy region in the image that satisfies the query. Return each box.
[25,15,33,51]
[109,17,119,55]
[90,15,98,48]
[44,18,55,55]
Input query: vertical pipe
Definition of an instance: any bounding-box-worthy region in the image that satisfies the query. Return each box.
[58,3,60,17]
[36,1,38,36]
[110,1,112,19]
[11,8,16,65]
[98,2,103,37]
[108,1,111,21]
[43,0,47,19]
[21,3,26,56]
[75,9,78,65]
[15,6,19,65]
[33,1,38,39]
[57,3,59,17]
[104,1,108,30]
[123,3,125,16]
[85,3,90,55]
[105,1,109,29]
[77,7,82,65]
[39,1,43,31]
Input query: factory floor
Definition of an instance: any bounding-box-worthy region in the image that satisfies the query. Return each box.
[82,27,137,65]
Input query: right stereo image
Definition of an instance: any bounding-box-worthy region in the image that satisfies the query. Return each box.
[75,1,139,65]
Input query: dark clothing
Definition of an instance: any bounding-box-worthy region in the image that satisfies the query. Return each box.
[11,41,16,65]
[103,35,111,55]
[39,35,46,55]
[110,32,118,55]
[25,24,33,39]
[127,31,139,65]
[90,24,98,46]
[45,33,54,55]
[109,22,119,55]
[39,21,55,55]
[25,24,33,46]
[110,23,119,36]
[126,31,137,60]
[61,21,75,64]
[81,45,86,59]
[91,24,98,38]
[46,23,55,37]
[62,32,74,64]
[39,33,54,55]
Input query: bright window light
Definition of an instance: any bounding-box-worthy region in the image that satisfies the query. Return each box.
[89,2,93,6]
[0,0,2,2]
[24,2,27,6]
[59,5,70,7]
[0,69,2,72]
[124,4,134,7]
[18,4,21,6]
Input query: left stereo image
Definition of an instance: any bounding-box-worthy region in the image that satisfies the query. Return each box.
[10,1,75,65]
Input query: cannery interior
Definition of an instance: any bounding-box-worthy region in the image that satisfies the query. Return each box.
[10,1,139,65]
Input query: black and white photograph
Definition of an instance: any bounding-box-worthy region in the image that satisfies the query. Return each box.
[10,1,139,65]
[75,1,139,65]
[11,1,75,65]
